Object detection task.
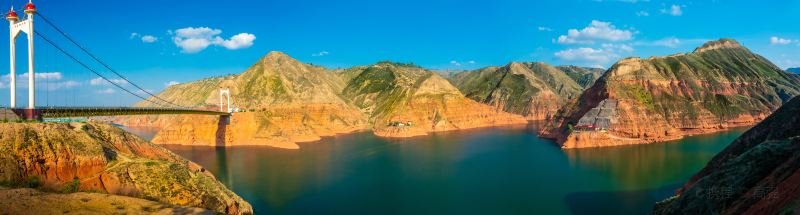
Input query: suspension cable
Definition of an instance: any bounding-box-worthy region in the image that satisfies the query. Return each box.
[35,11,187,109]
[35,31,172,108]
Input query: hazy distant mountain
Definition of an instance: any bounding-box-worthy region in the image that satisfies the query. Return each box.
[787,67,800,73]
[448,62,597,120]
[434,69,467,78]
[542,38,800,148]
[558,66,605,88]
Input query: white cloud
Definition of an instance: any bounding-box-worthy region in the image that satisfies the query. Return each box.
[90,77,128,86]
[661,5,683,16]
[777,59,800,69]
[653,37,681,48]
[602,43,634,52]
[450,60,462,67]
[468,60,476,64]
[136,89,153,95]
[312,51,330,57]
[557,20,634,44]
[217,33,255,50]
[0,72,80,91]
[165,81,180,87]
[555,47,620,66]
[538,26,553,32]
[172,27,256,53]
[2,72,63,81]
[96,88,115,94]
[770,36,795,45]
[43,81,81,91]
[141,35,158,43]
[636,11,650,16]
[16,72,63,80]
[130,32,139,39]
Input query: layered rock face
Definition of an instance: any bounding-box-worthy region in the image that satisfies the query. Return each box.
[541,39,800,148]
[341,63,527,137]
[652,96,800,214]
[149,104,367,149]
[0,122,252,214]
[449,62,596,120]
[122,52,525,147]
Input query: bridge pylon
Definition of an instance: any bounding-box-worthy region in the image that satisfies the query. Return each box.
[6,1,37,110]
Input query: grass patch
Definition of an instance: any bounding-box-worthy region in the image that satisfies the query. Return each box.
[61,178,80,193]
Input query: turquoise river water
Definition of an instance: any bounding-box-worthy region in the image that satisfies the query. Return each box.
[123,124,748,215]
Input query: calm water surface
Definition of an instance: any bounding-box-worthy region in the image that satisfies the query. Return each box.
[124,125,747,215]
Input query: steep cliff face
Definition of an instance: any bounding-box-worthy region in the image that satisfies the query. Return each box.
[449,62,590,120]
[0,122,252,215]
[124,51,370,149]
[541,39,800,148]
[341,62,527,137]
[652,96,800,215]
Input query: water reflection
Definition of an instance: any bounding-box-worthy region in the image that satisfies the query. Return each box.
[122,124,746,214]
[564,127,748,189]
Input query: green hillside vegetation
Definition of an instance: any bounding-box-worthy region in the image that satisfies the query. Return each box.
[448,62,594,117]
[606,39,800,121]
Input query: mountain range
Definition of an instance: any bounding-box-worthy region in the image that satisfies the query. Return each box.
[125,52,525,148]
[122,38,800,150]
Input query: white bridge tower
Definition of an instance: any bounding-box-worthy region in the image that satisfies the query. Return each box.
[219,88,232,113]
[7,1,36,109]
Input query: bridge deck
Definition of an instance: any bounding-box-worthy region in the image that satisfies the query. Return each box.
[1,107,230,120]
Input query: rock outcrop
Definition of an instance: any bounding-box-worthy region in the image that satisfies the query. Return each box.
[120,52,525,148]
[652,96,800,214]
[448,62,597,120]
[541,39,800,148]
[0,122,252,214]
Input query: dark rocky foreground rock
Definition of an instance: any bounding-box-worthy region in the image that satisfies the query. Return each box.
[653,96,800,214]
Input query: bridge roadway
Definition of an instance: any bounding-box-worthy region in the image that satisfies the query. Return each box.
[1,107,230,120]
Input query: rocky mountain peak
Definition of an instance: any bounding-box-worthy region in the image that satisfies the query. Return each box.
[258,51,306,67]
[693,38,745,53]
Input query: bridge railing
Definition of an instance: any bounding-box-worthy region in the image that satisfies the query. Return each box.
[34,107,231,118]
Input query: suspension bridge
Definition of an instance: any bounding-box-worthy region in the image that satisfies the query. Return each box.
[0,1,232,121]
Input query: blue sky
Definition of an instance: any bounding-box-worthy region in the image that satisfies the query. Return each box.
[1,0,799,106]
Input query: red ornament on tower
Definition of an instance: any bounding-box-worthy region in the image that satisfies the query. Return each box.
[24,0,35,14]
[6,7,18,21]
